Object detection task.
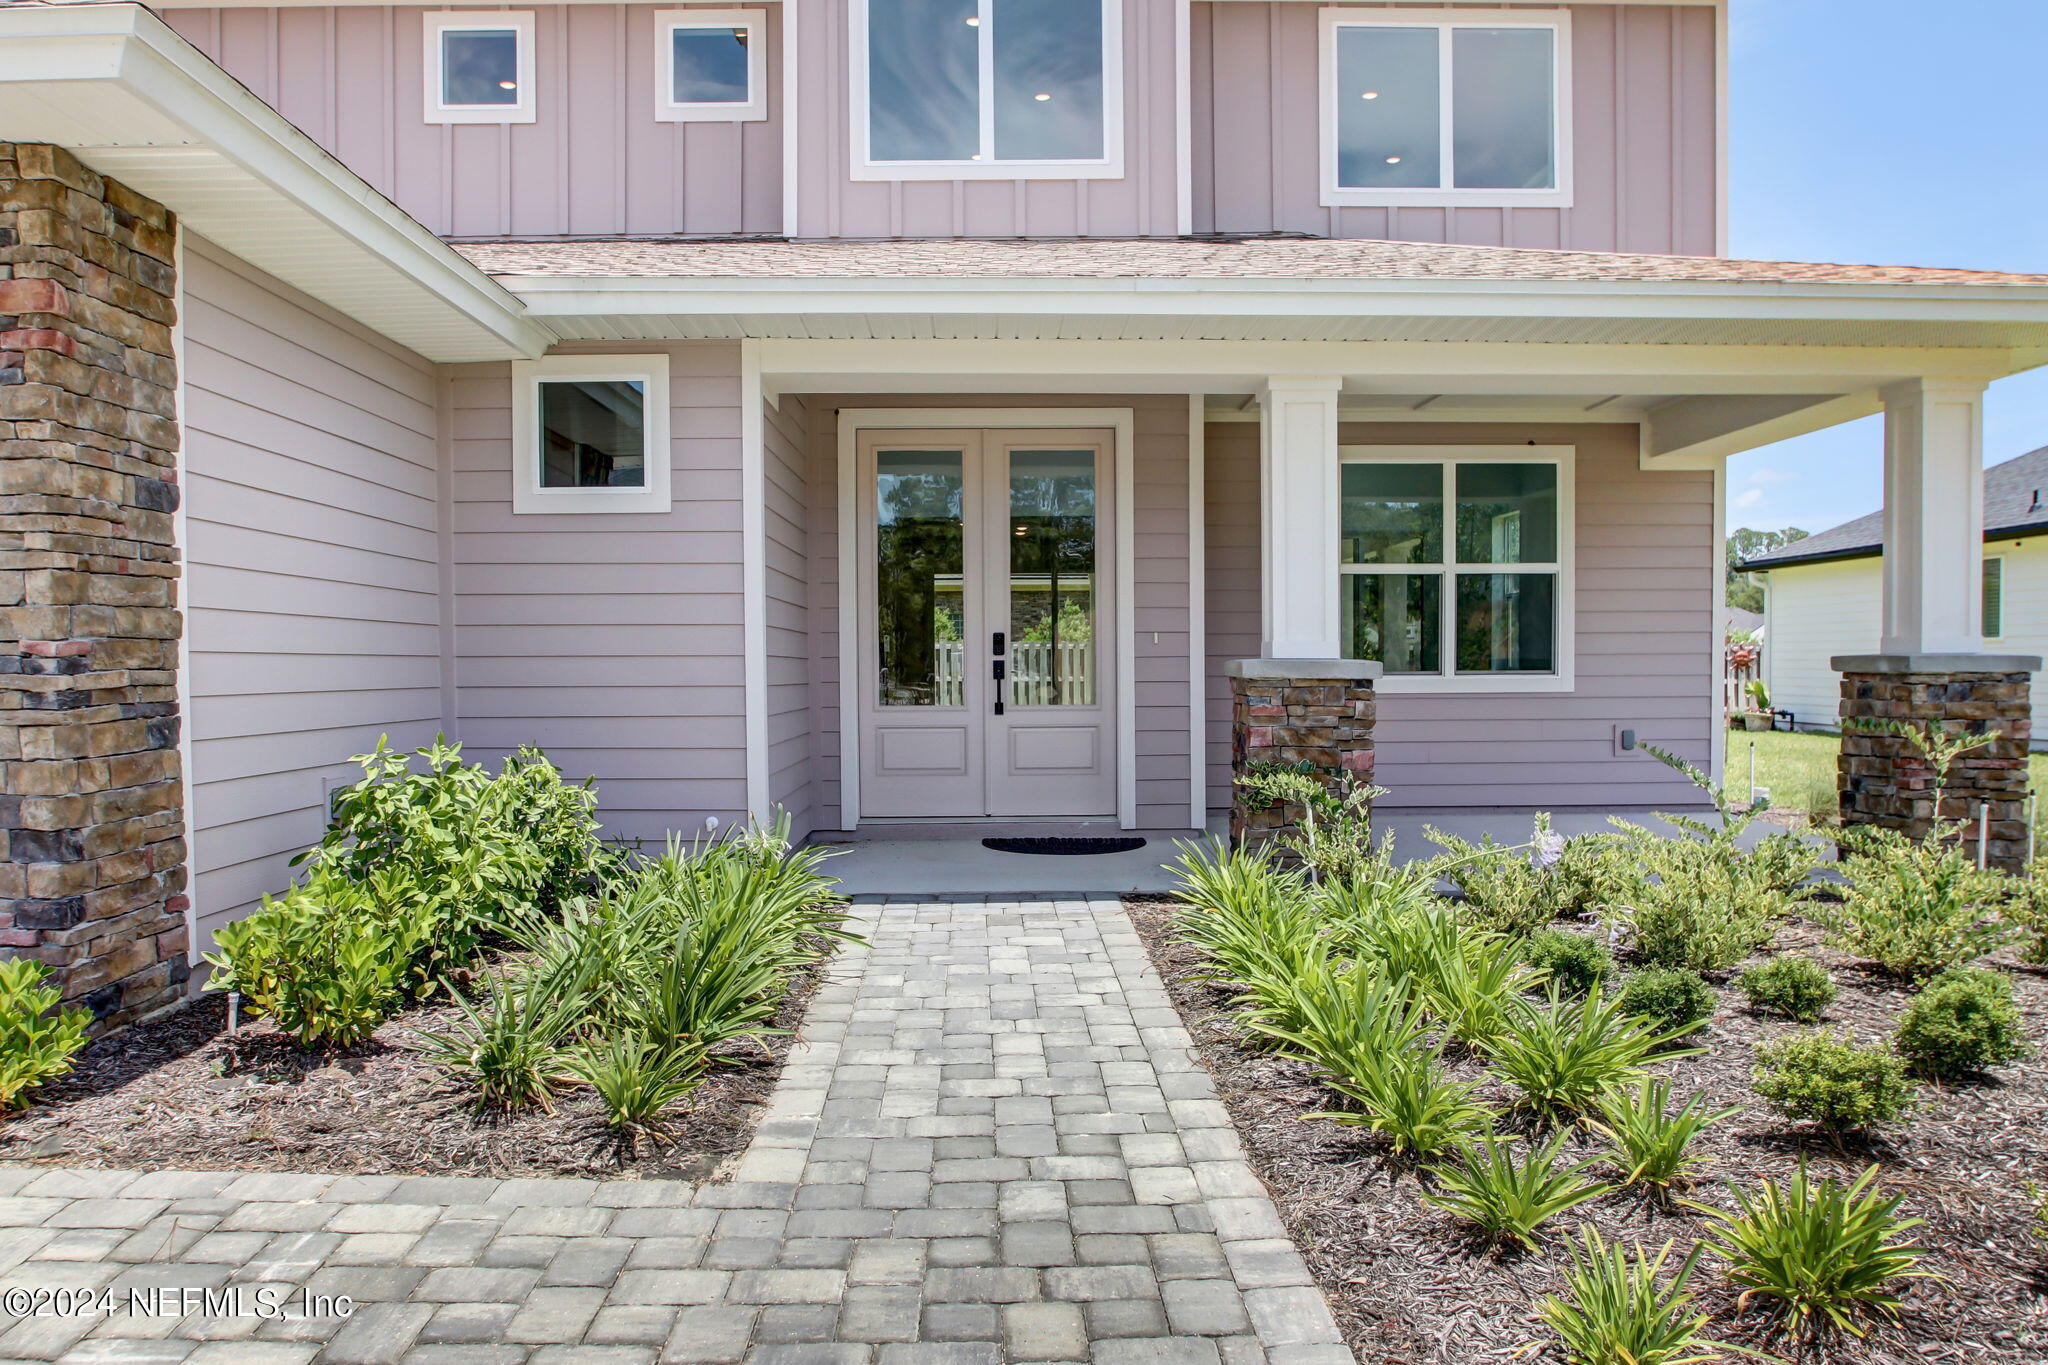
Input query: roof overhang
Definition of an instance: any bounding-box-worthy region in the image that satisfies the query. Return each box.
[1746,521,2048,574]
[0,3,551,363]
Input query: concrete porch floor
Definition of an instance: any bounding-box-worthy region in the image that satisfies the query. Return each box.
[812,808,1723,898]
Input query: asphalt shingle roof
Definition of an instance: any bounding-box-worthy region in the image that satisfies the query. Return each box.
[1742,445,2048,570]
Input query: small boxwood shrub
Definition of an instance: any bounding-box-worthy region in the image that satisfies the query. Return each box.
[1524,929,1614,997]
[1614,968,1715,1032]
[1894,967,2031,1078]
[1736,954,1837,1023]
[0,959,91,1111]
[1752,1028,1916,1131]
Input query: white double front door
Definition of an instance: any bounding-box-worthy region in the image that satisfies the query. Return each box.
[855,428,1117,820]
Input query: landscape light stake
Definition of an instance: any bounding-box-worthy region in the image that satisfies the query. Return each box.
[1748,739,1757,807]
[2030,794,2038,869]
[227,991,240,1034]
[1978,802,1990,870]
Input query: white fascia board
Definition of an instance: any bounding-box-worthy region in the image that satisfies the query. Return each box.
[0,4,550,362]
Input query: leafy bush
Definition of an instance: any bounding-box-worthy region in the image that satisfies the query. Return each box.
[416,964,586,1111]
[1424,814,1583,940]
[1538,1228,1728,1365]
[0,959,91,1110]
[1591,1077,1737,1191]
[1423,1130,1608,1251]
[1233,767,1390,884]
[1523,929,1614,997]
[1752,1028,1915,1131]
[1691,1165,1934,1338]
[1626,743,1819,896]
[1484,988,1703,1122]
[567,1031,699,1139]
[1169,842,1331,1041]
[1735,955,1836,1023]
[2001,864,2048,964]
[1613,969,1715,1032]
[1605,837,1786,974]
[1419,942,1540,1052]
[1813,824,2015,979]
[1894,967,2031,1078]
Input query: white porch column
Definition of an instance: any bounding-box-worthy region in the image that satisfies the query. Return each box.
[1257,375,1343,659]
[1878,377,1988,654]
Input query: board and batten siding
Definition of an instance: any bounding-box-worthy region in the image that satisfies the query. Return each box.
[159,4,783,239]
[764,394,815,838]
[182,236,444,951]
[446,343,749,843]
[1204,421,1717,812]
[1190,2,1720,254]
[802,395,1195,831]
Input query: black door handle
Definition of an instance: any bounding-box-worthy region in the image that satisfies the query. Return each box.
[992,658,1005,715]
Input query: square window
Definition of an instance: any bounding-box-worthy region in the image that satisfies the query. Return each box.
[540,380,647,489]
[656,10,768,122]
[425,12,535,124]
[512,356,670,515]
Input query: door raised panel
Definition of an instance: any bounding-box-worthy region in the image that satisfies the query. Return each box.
[877,726,972,774]
[1008,726,1099,772]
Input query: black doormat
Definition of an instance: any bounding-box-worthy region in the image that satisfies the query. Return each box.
[981,836,1148,856]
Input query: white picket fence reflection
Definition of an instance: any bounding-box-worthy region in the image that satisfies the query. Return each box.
[933,640,1095,707]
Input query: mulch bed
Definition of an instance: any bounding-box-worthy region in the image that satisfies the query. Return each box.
[1127,895,2048,1365]
[0,954,833,1182]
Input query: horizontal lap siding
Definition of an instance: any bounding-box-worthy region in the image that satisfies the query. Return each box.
[1192,2,1719,254]
[1203,421,1715,812]
[448,343,748,843]
[160,4,781,238]
[764,396,814,839]
[182,237,443,950]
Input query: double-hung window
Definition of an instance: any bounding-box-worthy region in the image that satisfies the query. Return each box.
[1339,447,1574,690]
[1319,8,1570,208]
[424,12,535,124]
[511,355,671,515]
[656,9,768,122]
[852,0,1124,180]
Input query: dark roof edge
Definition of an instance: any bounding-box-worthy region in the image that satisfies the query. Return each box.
[1742,520,2048,572]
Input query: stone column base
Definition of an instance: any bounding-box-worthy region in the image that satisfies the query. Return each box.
[1226,659,1382,853]
[1833,652,2041,872]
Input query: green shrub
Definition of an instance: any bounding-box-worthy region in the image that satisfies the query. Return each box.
[1605,838,1785,974]
[1233,768,1390,884]
[1537,1228,1728,1365]
[1612,969,1715,1032]
[1690,1165,1934,1339]
[567,1031,700,1139]
[1590,1077,1738,1191]
[0,959,91,1110]
[1752,1028,1915,1131]
[416,965,586,1111]
[1894,967,2031,1078]
[1419,943,1540,1052]
[1523,930,1614,997]
[1813,824,2014,979]
[1422,1130,1609,1251]
[1484,988,1703,1122]
[1735,954,1836,1023]
[1169,842,1329,1039]
[1548,832,1646,920]
[1424,814,1586,939]
[2001,863,2048,964]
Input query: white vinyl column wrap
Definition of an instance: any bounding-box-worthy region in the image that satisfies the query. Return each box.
[1257,375,1343,660]
[1879,377,1989,655]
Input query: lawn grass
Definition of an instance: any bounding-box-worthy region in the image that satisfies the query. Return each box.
[1724,726,2048,842]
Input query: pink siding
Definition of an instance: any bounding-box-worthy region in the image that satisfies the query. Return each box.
[1204,421,1717,811]
[765,395,815,839]
[160,5,783,238]
[1192,3,1721,254]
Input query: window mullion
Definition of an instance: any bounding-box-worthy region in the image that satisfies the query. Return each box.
[977,0,996,162]
[1439,463,1455,676]
[1437,25,1455,192]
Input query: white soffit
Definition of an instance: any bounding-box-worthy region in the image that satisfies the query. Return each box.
[0,4,550,363]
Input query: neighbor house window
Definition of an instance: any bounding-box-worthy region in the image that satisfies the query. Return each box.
[510,355,671,515]
[852,0,1124,180]
[656,9,768,122]
[1339,446,1574,690]
[1984,556,2005,638]
[1319,8,1570,208]
[424,12,536,124]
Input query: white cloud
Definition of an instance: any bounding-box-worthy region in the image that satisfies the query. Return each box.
[1743,467,1797,487]
[1732,487,1767,511]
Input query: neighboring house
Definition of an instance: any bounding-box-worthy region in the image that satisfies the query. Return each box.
[1744,445,2048,738]
[9,0,2048,1022]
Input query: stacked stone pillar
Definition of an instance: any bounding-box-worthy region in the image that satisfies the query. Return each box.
[2,143,188,1031]
[1226,660,1381,851]
[1834,653,2039,873]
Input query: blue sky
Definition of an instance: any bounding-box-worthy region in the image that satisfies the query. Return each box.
[1723,0,2048,535]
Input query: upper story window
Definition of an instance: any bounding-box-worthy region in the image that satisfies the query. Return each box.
[1319,8,1571,209]
[852,0,1125,181]
[656,9,768,122]
[511,355,671,515]
[424,12,536,124]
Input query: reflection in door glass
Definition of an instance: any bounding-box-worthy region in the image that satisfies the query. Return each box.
[876,450,965,706]
[1008,451,1096,707]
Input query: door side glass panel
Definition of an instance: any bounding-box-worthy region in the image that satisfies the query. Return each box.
[876,450,967,706]
[1007,450,1097,706]
[868,0,980,161]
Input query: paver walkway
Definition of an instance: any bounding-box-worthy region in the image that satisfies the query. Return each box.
[0,897,1349,1365]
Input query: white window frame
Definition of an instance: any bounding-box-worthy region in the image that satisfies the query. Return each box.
[424,11,536,124]
[849,0,1126,182]
[1318,7,1573,210]
[511,354,671,516]
[1983,554,2005,640]
[655,9,768,123]
[1338,445,1576,694]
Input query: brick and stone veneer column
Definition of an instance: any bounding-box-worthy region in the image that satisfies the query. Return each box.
[1226,659,1382,851]
[1,144,188,1031]
[1834,653,2041,872]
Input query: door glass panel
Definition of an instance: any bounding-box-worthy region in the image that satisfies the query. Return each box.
[1008,450,1097,707]
[876,450,966,706]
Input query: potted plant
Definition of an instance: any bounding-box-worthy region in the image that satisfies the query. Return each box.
[1741,680,1773,731]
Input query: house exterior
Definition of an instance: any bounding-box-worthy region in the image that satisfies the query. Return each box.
[8,0,2048,1025]
[1744,445,2048,742]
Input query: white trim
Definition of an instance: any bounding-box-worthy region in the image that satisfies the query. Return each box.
[742,346,770,822]
[509,353,672,514]
[780,0,799,236]
[847,0,1127,181]
[1317,8,1573,210]
[834,407,1139,830]
[655,9,768,123]
[1173,0,1193,236]
[170,221,199,971]
[1338,444,1577,694]
[1186,393,1208,829]
[1712,0,1729,258]
[1709,456,1726,786]
[423,11,535,125]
